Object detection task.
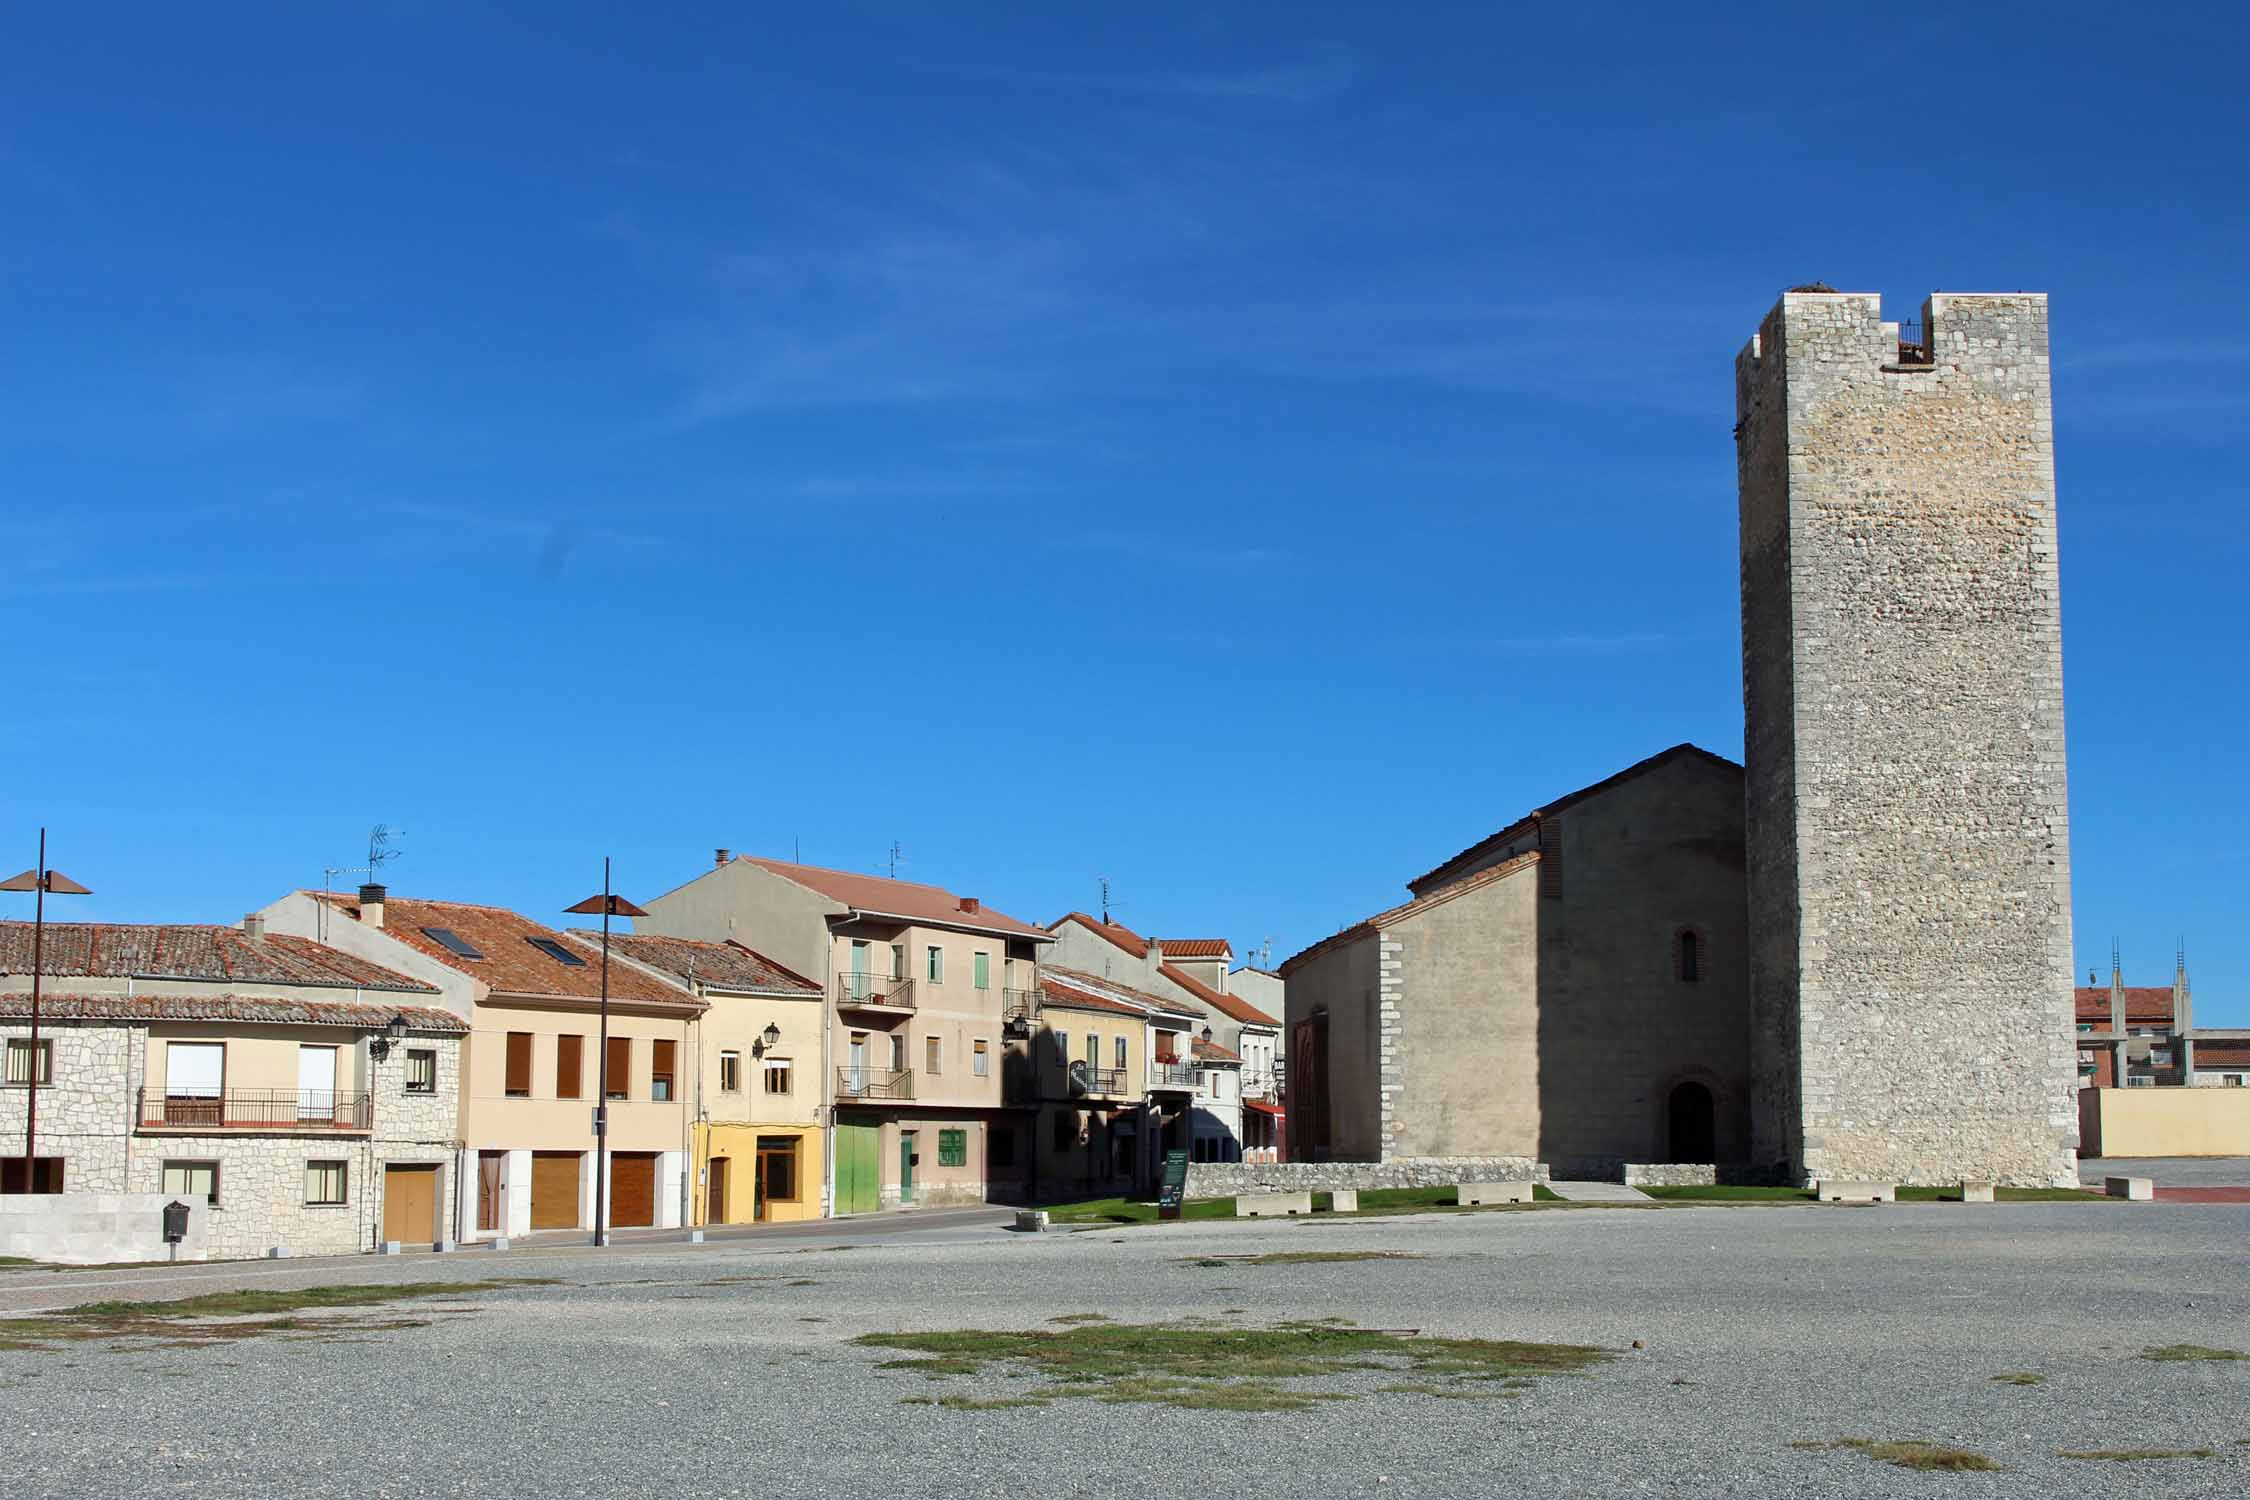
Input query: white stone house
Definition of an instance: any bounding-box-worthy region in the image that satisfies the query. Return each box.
[1,917,463,1259]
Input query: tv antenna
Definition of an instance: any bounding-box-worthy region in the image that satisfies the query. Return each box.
[319,824,405,942]
[887,841,904,879]
[1099,876,1112,926]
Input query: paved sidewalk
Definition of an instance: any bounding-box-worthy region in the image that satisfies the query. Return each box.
[1545,1180,1653,1202]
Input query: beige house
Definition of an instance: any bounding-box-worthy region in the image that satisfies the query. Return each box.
[641,854,1050,1212]
[1281,745,1751,1177]
[259,885,706,1239]
[585,930,826,1224]
[0,917,462,1257]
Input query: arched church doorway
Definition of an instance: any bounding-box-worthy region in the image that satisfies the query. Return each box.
[1668,1081,1716,1163]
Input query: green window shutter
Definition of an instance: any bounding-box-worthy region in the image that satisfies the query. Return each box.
[974,951,990,990]
[938,1129,967,1167]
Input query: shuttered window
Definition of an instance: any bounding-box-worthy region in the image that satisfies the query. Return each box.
[938,1129,967,1167]
[504,1032,533,1097]
[556,1035,583,1099]
[605,1036,631,1100]
[651,1040,677,1102]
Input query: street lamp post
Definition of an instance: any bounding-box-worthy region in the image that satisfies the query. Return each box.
[566,860,646,1247]
[3,830,91,1193]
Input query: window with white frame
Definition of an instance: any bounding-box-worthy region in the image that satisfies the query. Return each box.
[926,946,943,983]
[972,1039,989,1077]
[763,1058,793,1095]
[720,1051,742,1091]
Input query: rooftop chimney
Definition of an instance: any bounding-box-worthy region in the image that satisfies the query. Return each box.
[358,883,388,931]
[241,913,265,941]
[715,847,731,869]
[958,896,980,915]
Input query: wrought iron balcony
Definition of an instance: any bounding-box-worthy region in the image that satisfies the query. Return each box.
[835,1066,914,1102]
[1148,1062,1197,1092]
[1001,987,1041,1028]
[136,1088,373,1132]
[1068,1063,1127,1096]
[835,972,916,1014]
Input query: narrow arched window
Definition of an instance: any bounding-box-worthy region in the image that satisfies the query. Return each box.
[1677,930,1701,984]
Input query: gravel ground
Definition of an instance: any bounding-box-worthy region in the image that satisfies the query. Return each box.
[4,1200,2247,1497]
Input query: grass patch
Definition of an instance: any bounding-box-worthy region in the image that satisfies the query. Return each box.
[1182,1251,1422,1268]
[1793,1438,2000,1472]
[1895,1186,2106,1203]
[0,1257,36,1268]
[1991,1371,2045,1386]
[785,1279,817,1287]
[2059,1448,2214,1462]
[2142,1344,2246,1363]
[0,1278,557,1353]
[853,1318,1609,1412]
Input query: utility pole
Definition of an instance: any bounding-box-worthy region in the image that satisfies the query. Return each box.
[3,831,91,1192]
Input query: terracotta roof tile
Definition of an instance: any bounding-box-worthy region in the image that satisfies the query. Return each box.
[311,894,700,1009]
[1054,912,1151,959]
[1157,963,1278,1028]
[0,991,466,1033]
[1037,974,1154,1020]
[1040,965,1201,1022]
[1155,938,1232,959]
[570,930,820,996]
[1192,1035,1241,1064]
[0,920,435,993]
[2073,987,2177,1026]
[729,857,1050,941]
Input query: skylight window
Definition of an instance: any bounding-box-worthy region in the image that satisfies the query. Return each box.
[528,937,587,968]
[420,927,486,960]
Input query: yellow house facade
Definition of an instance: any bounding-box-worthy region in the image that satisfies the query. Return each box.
[586,930,828,1225]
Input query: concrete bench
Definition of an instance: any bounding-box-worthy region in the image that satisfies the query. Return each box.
[1815,1181,1896,1203]
[1458,1181,1536,1206]
[1325,1190,1359,1213]
[1958,1181,1995,1204]
[1012,1209,1051,1233]
[2104,1176,2153,1201]
[1236,1192,1313,1218]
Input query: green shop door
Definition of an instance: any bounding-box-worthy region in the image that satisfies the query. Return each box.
[899,1131,917,1206]
[835,1116,880,1216]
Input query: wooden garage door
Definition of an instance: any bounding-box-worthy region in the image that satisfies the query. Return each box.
[382,1164,438,1244]
[530,1151,582,1230]
[834,1115,879,1215]
[610,1152,657,1228]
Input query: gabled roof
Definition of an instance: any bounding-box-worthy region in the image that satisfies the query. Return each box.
[1053,911,1151,959]
[2073,987,2177,1026]
[0,992,465,1033]
[1038,973,1154,1020]
[1158,962,1278,1028]
[1280,852,1543,978]
[569,930,819,997]
[1156,938,1232,959]
[1039,965,1201,1023]
[727,856,1050,942]
[1408,744,1742,897]
[1192,1034,1241,1064]
[0,920,434,993]
[310,893,701,1010]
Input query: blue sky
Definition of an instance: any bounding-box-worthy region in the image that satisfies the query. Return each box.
[4,5,2245,1017]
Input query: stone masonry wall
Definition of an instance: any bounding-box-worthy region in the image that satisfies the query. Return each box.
[1185,1157,1548,1199]
[1735,291,2079,1187]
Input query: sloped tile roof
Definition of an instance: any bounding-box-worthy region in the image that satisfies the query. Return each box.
[311,893,700,1010]
[1040,965,1201,1022]
[1054,912,1152,958]
[730,857,1050,941]
[1156,938,1232,959]
[575,930,820,996]
[1037,972,1154,1020]
[1408,744,1742,897]
[2073,987,2177,1027]
[1192,1034,1241,1064]
[0,991,465,1033]
[1157,962,1278,1028]
[0,920,434,993]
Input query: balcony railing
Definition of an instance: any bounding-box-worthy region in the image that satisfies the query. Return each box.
[835,1067,914,1102]
[137,1088,373,1132]
[1001,987,1041,1027]
[1149,1062,1197,1091]
[1895,319,1933,365]
[835,972,916,1013]
[1068,1064,1127,1096]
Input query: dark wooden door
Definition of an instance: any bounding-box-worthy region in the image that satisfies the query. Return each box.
[610,1152,658,1228]
[708,1156,730,1223]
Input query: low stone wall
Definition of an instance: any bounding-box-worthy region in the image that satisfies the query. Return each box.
[0,1193,210,1265]
[1184,1158,1548,1200]
[1623,1163,1717,1188]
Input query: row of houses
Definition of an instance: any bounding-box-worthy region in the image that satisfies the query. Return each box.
[0,853,1282,1257]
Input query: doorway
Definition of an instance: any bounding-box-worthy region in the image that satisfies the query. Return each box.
[610,1152,658,1228]
[708,1155,730,1223]
[381,1164,438,1245]
[899,1130,917,1207]
[755,1135,798,1221]
[297,1045,338,1124]
[476,1150,506,1232]
[1668,1081,1716,1163]
[834,1116,879,1214]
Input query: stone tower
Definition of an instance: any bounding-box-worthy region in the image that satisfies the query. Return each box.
[1735,289,2079,1187]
